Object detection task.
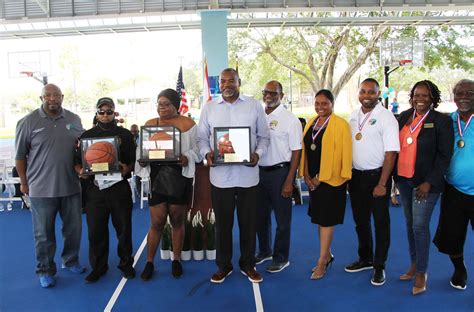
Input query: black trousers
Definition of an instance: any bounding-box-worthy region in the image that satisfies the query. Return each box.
[211,184,258,272]
[85,180,133,273]
[348,169,391,269]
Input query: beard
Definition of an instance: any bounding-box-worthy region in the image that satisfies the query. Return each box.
[265,100,280,108]
[222,89,236,98]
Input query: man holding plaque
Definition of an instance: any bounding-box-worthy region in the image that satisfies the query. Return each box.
[434,79,474,291]
[15,84,85,288]
[197,68,270,283]
[255,80,302,273]
[345,78,399,286]
[75,97,136,283]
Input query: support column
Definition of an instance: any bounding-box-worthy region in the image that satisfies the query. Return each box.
[200,10,229,99]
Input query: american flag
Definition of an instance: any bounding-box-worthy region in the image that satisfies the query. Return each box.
[203,59,212,103]
[176,66,189,115]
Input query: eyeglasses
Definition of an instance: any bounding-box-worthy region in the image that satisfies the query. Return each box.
[454,91,474,97]
[262,90,279,96]
[97,110,114,115]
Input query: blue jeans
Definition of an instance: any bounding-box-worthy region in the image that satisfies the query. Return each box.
[257,167,293,263]
[397,178,440,273]
[30,193,82,276]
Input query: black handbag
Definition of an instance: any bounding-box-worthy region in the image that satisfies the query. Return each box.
[152,165,187,198]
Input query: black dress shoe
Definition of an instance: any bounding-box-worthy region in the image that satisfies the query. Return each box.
[141,262,154,281]
[450,268,467,290]
[121,266,136,279]
[172,260,183,278]
[85,270,106,283]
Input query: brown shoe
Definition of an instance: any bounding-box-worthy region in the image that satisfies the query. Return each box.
[240,268,263,283]
[412,272,428,295]
[210,269,233,284]
[400,264,416,281]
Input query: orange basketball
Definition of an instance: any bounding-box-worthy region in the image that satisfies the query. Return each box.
[149,132,173,157]
[84,141,116,165]
[150,132,172,141]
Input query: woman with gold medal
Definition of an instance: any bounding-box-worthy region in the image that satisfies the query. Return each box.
[299,89,352,280]
[394,80,454,295]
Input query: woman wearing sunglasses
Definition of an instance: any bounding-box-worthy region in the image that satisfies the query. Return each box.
[140,89,201,280]
[74,97,137,283]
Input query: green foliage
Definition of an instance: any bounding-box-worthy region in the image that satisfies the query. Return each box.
[183,218,192,251]
[229,23,472,100]
[205,223,215,250]
[193,224,203,251]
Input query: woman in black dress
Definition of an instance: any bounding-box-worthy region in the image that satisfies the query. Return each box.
[299,89,352,279]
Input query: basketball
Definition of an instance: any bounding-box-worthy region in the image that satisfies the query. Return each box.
[84,141,116,165]
[150,132,172,141]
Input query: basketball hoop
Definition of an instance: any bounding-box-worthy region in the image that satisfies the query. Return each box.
[20,71,34,77]
[399,59,413,66]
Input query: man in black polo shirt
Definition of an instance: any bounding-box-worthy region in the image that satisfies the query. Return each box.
[75,97,136,283]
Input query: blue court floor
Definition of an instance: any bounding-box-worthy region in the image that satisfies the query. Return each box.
[0,194,473,312]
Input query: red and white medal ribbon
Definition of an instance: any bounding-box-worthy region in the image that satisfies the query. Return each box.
[457,112,473,141]
[409,109,431,134]
[358,110,372,133]
[312,115,331,143]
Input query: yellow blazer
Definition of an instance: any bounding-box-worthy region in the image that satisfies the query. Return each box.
[299,114,352,186]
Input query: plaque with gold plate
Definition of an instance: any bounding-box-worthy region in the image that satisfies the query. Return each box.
[80,136,121,175]
[213,126,251,165]
[139,126,181,162]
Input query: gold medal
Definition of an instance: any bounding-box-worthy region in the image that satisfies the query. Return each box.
[406,137,413,144]
[458,139,465,148]
[355,132,362,141]
[310,143,316,151]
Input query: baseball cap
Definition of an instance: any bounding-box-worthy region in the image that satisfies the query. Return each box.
[96,97,115,109]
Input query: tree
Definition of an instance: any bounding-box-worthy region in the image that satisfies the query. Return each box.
[229,12,473,100]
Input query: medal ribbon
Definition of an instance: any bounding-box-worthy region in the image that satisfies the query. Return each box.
[457,112,473,140]
[312,115,331,143]
[358,110,372,132]
[409,109,430,134]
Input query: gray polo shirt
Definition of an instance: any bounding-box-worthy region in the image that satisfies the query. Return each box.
[15,107,84,198]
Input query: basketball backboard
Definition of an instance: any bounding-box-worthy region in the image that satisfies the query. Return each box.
[8,50,51,78]
[380,39,424,67]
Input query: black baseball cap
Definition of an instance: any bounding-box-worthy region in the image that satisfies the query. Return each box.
[96,97,115,109]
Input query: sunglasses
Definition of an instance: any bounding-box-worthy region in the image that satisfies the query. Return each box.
[97,110,114,116]
[262,90,279,96]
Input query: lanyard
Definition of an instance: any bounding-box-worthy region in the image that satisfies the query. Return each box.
[358,110,372,132]
[457,112,473,140]
[409,109,430,134]
[312,115,331,142]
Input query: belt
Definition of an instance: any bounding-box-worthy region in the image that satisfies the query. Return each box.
[353,167,382,175]
[259,162,290,172]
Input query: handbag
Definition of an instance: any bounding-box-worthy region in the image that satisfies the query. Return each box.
[152,165,187,198]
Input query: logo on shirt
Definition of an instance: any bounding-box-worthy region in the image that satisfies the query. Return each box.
[269,120,278,130]
[32,127,45,134]
[66,123,77,130]
[369,119,377,125]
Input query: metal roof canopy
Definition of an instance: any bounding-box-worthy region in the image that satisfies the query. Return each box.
[0,0,472,40]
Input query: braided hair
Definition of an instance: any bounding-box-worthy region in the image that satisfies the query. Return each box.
[409,80,441,109]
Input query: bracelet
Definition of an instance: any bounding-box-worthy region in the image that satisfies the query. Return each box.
[378,183,386,188]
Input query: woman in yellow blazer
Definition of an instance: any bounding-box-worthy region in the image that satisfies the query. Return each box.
[299,89,352,279]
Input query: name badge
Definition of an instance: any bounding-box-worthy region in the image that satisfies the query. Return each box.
[424,123,434,128]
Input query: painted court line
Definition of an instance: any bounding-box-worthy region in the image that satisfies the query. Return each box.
[253,282,264,312]
[104,234,148,312]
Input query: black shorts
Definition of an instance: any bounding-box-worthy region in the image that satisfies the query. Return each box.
[148,164,193,206]
[433,182,474,255]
